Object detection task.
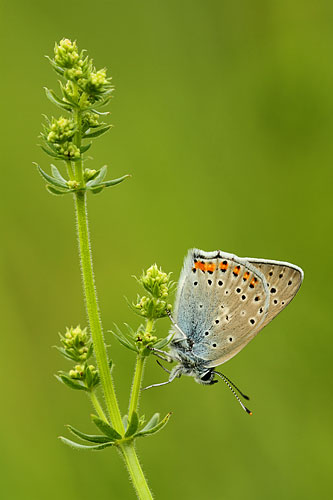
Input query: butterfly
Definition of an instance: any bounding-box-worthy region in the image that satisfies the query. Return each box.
[147,248,304,414]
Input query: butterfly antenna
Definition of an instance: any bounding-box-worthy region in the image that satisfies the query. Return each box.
[213,371,253,415]
[215,371,250,400]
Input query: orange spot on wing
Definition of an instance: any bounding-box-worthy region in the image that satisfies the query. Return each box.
[243,271,250,281]
[249,277,258,287]
[233,266,241,276]
[219,260,228,270]
[206,262,216,272]
[194,261,207,271]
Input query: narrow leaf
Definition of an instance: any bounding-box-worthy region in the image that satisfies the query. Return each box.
[46,185,69,196]
[111,326,138,353]
[90,187,104,194]
[67,425,112,444]
[59,436,113,451]
[55,374,88,391]
[86,165,107,187]
[90,109,110,116]
[83,125,112,139]
[125,412,139,438]
[80,143,92,154]
[122,414,128,430]
[91,415,122,440]
[45,56,65,76]
[153,337,172,350]
[44,87,73,111]
[36,164,69,189]
[51,164,67,183]
[136,412,172,437]
[40,145,60,158]
[139,413,160,433]
[100,174,131,188]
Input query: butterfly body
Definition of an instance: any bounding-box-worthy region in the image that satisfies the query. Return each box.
[149,248,303,394]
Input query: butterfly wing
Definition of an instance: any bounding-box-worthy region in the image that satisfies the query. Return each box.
[173,249,303,368]
[245,257,303,330]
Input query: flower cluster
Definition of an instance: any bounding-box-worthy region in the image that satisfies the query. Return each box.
[59,326,93,362]
[134,265,174,320]
[56,326,99,391]
[51,38,113,105]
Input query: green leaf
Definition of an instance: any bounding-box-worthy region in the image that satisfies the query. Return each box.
[51,164,67,184]
[90,109,110,116]
[55,373,88,391]
[53,345,78,361]
[40,144,61,158]
[46,185,71,196]
[36,164,68,189]
[86,165,107,187]
[83,125,112,139]
[67,425,112,444]
[45,56,65,76]
[110,324,138,353]
[100,174,131,188]
[90,187,104,194]
[122,414,128,430]
[44,87,73,112]
[80,143,92,154]
[89,174,131,193]
[136,412,171,437]
[59,436,113,451]
[125,412,139,438]
[91,415,122,440]
[139,413,160,433]
[153,336,172,350]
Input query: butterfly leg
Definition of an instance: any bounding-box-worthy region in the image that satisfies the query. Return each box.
[149,347,173,363]
[156,359,172,374]
[143,366,181,390]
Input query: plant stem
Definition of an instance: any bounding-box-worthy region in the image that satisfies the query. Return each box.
[89,391,108,423]
[128,319,154,419]
[72,104,153,499]
[119,442,154,500]
[74,190,123,433]
[128,354,146,420]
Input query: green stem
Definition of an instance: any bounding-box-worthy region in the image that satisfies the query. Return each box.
[128,354,146,420]
[89,391,108,423]
[72,103,153,499]
[119,442,154,500]
[128,319,154,419]
[74,190,123,433]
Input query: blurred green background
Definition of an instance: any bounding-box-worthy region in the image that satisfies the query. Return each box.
[1,0,332,499]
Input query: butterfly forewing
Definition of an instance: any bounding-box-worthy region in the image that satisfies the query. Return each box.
[173,249,303,368]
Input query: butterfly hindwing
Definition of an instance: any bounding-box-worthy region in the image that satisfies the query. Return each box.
[173,249,303,368]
